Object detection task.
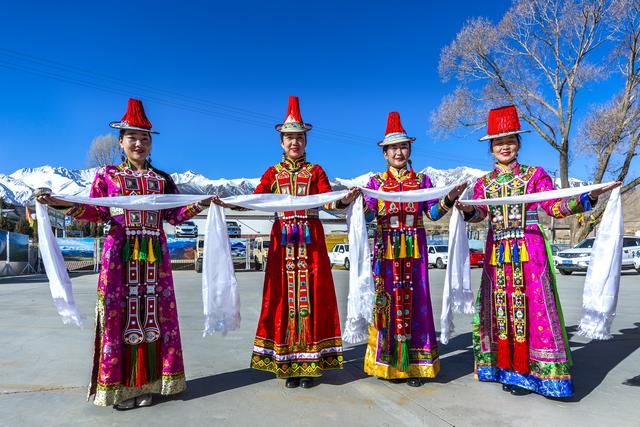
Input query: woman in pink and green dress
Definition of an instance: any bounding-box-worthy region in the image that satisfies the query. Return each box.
[362,112,467,387]
[37,99,210,409]
[456,105,619,397]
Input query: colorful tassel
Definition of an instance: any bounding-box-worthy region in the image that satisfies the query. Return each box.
[503,241,511,263]
[122,237,131,262]
[292,222,299,243]
[385,234,393,259]
[496,336,511,370]
[147,238,156,264]
[281,225,287,245]
[412,233,420,259]
[406,234,413,259]
[520,241,529,262]
[513,339,530,375]
[394,233,401,258]
[132,236,140,261]
[147,340,159,382]
[399,232,407,258]
[498,242,505,266]
[298,313,311,348]
[397,340,410,373]
[489,243,497,266]
[512,242,520,264]
[153,239,162,264]
[138,236,148,261]
[304,222,311,244]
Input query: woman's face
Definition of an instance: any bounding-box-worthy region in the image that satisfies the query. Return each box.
[491,135,519,165]
[120,130,152,164]
[383,141,411,169]
[281,132,307,159]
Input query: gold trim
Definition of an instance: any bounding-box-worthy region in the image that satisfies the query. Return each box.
[92,374,186,407]
[363,325,440,379]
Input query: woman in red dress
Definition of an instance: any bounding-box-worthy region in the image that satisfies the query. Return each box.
[247,96,357,389]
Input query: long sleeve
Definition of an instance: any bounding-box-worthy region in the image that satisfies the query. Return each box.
[464,178,488,223]
[423,175,452,222]
[66,168,112,223]
[254,166,277,194]
[314,165,345,211]
[362,176,380,223]
[535,168,594,219]
[162,175,204,226]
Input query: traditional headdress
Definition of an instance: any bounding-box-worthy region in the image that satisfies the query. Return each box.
[275,96,312,133]
[479,105,529,141]
[109,98,159,134]
[378,112,416,147]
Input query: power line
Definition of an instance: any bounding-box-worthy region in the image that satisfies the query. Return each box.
[0,48,488,168]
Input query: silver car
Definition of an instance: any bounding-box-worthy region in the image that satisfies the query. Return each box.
[556,236,640,275]
[175,220,198,237]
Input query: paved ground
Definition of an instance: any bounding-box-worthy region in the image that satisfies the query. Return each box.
[0,268,639,427]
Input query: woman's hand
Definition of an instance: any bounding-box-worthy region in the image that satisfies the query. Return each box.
[35,194,74,207]
[447,182,468,202]
[589,181,622,199]
[340,187,361,205]
[455,200,474,214]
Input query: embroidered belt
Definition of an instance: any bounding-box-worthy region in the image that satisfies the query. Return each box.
[276,209,319,219]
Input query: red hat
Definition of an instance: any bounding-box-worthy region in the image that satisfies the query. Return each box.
[275,96,312,133]
[479,105,529,141]
[109,98,159,134]
[378,112,416,147]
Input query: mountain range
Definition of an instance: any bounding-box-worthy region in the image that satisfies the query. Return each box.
[0,165,588,206]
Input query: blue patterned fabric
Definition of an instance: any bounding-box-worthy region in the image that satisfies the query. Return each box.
[477,366,574,397]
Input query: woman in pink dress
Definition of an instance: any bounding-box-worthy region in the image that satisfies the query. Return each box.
[457,105,619,397]
[37,99,210,409]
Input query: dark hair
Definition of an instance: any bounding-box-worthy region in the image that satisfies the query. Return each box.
[119,129,152,141]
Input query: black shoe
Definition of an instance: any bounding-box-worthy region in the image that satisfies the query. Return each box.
[285,378,300,388]
[510,385,531,396]
[300,377,315,389]
[502,384,513,392]
[407,378,422,387]
[388,378,406,384]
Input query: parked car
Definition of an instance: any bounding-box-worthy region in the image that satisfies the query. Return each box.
[175,220,198,237]
[226,220,241,237]
[195,236,204,273]
[251,237,270,271]
[469,248,484,267]
[634,251,640,273]
[550,243,570,266]
[556,236,640,275]
[427,245,448,269]
[329,243,350,270]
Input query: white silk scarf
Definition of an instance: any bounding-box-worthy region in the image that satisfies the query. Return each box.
[441,182,622,344]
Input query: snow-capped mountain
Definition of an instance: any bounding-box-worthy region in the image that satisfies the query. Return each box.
[0,165,588,206]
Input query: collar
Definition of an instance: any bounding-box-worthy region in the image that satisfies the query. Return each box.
[493,161,519,175]
[281,155,307,172]
[387,166,414,181]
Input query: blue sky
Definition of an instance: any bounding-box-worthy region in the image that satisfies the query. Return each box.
[0,0,626,181]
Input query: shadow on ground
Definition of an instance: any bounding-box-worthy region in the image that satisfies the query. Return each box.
[567,322,640,401]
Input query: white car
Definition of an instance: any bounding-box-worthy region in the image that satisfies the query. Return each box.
[427,245,448,269]
[329,243,350,270]
[556,236,640,275]
[175,220,198,237]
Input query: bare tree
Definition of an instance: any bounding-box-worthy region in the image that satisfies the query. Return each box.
[433,0,615,188]
[87,134,120,167]
[575,0,640,240]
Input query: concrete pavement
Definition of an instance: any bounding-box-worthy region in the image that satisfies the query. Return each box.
[0,269,639,426]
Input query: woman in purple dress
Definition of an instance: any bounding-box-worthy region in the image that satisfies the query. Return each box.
[37,99,210,409]
[362,112,466,386]
[456,105,619,397]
